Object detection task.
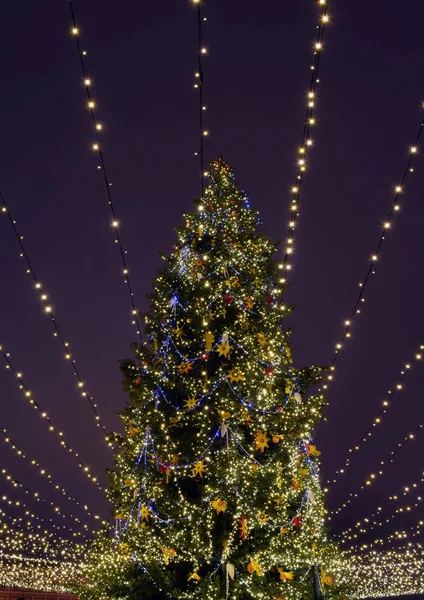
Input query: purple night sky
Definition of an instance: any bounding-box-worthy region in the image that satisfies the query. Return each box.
[1,0,424,548]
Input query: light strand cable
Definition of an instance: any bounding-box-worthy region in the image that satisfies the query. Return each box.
[0,344,104,492]
[281,0,330,285]
[323,113,424,388]
[1,429,103,522]
[0,191,112,446]
[66,1,143,342]
[326,344,423,485]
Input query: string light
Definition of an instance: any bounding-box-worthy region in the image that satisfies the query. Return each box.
[329,422,424,518]
[326,344,424,485]
[1,430,105,523]
[324,111,424,386]
[0,343,104,491]
[281,0,330,285]
[191,0,209,194]
[65,1,143,342]
[0,467,95,532]
[0,191,112,446]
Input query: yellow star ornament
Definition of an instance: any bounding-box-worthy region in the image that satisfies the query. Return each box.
[193,460,206,478]
[217,341,231,358]
[255,430,270,453]
[184,396,198,410]
[178,361,194,375]
[211,498,227,513]
[228,368,244,383]
[141,504,150,522]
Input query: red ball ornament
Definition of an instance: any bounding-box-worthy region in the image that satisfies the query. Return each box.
[267,295,274,305]
[201,352,210,362]
[291,516,302,528]
[160,462,171,474]
[134,377,143,387]
[264,366,274,377]
[224,294,233,305]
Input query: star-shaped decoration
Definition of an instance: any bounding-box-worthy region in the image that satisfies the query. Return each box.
[174,326,184,338]
[141,504,150,522]
[271,432,284,444]
[217,341,231,358]
[257,510,269,525]
[255,430,269,453]
[245,296,254,310]
[227,368,244,383]
[184,396,198,411]
[239,516,249,540]
[178,361,194,375]
[307,444,321,457]
[211,498,227,513]
[193,460,206,478]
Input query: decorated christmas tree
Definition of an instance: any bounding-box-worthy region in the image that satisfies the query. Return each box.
[79,159,348,600]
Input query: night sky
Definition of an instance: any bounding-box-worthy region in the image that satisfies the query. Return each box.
[1,0,424,555]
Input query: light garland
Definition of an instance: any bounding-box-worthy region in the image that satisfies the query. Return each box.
[1,430,105,524]
[65,1,142,342]
[0,343,103,491]
[326,344,423,486]
[0,467,95,533]
[329,421,424,518]
[281,0,330,285]
[0,191,112,445]
[323,109,424,388]
[191,0,209,194]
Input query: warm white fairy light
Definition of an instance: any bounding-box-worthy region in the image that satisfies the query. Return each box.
[326,344,424,487]
[281,0,329,284]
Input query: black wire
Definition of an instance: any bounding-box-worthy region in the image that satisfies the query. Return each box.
[330,119,424,371]
[0,190,111,443]
[197,2,205,196]
[281,4,328,285]
[67,0,143,344]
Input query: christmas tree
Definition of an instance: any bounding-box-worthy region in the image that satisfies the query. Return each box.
[79,159,348,600]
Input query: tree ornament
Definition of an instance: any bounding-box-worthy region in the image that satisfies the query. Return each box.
[211,498,227,513]
[247,558,263,576]
[193,460,206,478]
[184,396,198,410]
[133,376,143,387]
[271,432,284,444]
[257,510,269,524]
[128,421,141,437]
[217,409,231,420]
[217,341,231,358]
[257,333,268,348]
[267,295,274,305]
[227,368,244,383]
[160,463,171,483]
[224,294,233,305]
[255,430,270,453]
[291,515,302,528]
[244,296,254,310]
[321,571,334,586]
[294,392,302,404]
[162,547,176,565]
[140,504,150,522]
[278,569,294,581]
[178,361,194,375]
[307,444,321,457]
[264,366,274,377]
[188,569,201,582]
[204,331,214,351]
[239,516,249,540]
